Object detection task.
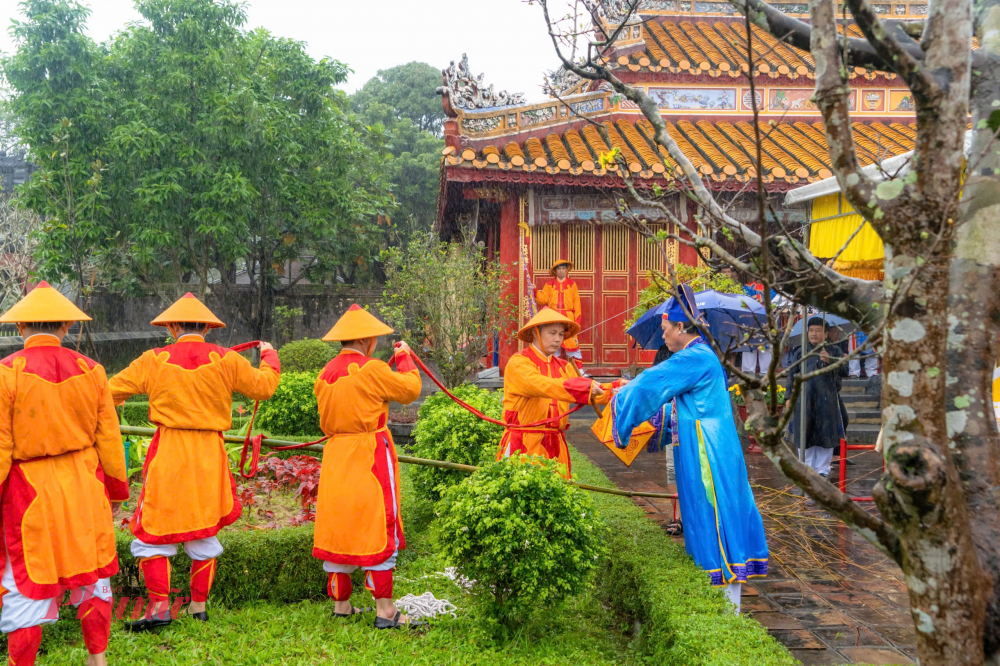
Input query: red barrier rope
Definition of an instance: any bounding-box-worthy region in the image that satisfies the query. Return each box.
[235,342,592,479]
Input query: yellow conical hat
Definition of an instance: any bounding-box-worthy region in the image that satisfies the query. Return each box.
[150,293,225,328]
[517,307,580,343]
[323,304,394,341]
[0,281,91,323]
[550,258,573,275]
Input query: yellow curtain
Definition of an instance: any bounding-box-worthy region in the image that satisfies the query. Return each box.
[808,194,884,271]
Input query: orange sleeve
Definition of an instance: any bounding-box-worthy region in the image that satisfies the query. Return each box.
[570,283,582,323]
[228,348,281,401]
[535,282,552,308]
[366,352,421,405]
[109,351,154,406]
[505,354,594,404]
[93,366,129,501]
[0,366,14,488]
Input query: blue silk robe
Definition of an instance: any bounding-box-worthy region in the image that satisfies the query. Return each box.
[611,338,768,586]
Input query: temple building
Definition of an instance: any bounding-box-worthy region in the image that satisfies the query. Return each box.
[435,1,927,373]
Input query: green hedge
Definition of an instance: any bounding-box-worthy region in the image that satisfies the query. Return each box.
[568,449,795,666]
[119,402,249,427]
[112,525,326,607]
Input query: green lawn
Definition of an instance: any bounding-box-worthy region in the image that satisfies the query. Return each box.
[33,459,629,666]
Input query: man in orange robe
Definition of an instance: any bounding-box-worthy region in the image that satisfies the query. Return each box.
[0,282,129,666]
[498,308,620,478]
[313,305,425,629]
[535,259,584,370]
[109,293,279,631]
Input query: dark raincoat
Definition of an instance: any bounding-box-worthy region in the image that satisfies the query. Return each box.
[785,342,848,450]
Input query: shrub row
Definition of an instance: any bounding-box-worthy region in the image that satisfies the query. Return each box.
[112,525,326,607]
[568,450,796,666]
[410,384,504,502]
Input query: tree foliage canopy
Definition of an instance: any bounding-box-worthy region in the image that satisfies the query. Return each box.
[2,0,395,334]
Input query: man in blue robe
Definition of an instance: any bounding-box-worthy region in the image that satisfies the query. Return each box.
[609,285,768,613]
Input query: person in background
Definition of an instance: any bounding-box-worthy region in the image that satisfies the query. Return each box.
[785,317,848,479]
[535,259,586,375]
[826,326,851,434]
[312,305,424,629]
[0,282,129,666]
[608,285,768,613]
[110,293,280,631]
[849,329,880,378]
[499,308,620,478]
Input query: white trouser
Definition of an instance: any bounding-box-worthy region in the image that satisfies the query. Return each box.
[323,441,399,574]
[563,347,582,361]
[804,446,834,476]
[130,536,224,561]
[849,356,879,377]
[0,557,112,633]
[725,582,742,614]
[741,348,772,374]
[664,443,675,486]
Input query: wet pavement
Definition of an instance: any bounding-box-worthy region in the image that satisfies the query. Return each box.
[566,413,917,666]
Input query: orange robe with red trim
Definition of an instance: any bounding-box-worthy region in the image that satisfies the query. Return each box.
[0,335,129,599]
[313,349,420,567]
[109,337,280,544]
[536,278,583,351]
[497,345,615,477]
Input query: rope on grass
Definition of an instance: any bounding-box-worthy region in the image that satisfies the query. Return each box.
[395,592,458,619]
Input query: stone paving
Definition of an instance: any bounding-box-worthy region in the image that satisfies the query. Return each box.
[565,413,917,666]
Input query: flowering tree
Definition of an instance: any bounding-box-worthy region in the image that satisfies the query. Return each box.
[533,0,998,663]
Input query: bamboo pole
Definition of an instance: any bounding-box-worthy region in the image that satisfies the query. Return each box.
[118,425,678,501]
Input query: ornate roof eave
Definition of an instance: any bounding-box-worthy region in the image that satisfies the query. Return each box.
[437,54,526,118]
[443,164,799,193]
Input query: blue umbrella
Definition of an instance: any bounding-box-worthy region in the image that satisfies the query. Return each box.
[627,290,767,352]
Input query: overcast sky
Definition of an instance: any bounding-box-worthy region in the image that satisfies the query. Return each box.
[0,0,570,101]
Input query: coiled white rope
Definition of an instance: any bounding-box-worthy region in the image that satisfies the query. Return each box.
[395,592,458,619]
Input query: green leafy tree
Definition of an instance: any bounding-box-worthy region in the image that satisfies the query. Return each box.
[352,63,444,239]
[3,0,395,338]
[2,0,113,305]
[379,237,516,388]
[351,62,446,136]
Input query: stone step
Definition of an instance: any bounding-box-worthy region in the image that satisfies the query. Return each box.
[846,423,881,444]
[842,394,880,409]
[846,410,881,425]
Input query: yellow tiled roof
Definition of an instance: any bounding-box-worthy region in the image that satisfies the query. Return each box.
[609,17,974,80]
[445,117,917,186]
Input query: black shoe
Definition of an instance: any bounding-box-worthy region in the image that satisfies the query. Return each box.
[374,610,427,629]
[125,616,172,632]
[191,611,209,622]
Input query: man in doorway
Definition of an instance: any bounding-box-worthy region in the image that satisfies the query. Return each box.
[784,317,848,479]
[535,259,585,373]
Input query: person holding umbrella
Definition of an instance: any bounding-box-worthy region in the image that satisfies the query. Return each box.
[784,317,849,479]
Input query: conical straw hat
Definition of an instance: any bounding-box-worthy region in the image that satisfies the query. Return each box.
[0,281,92,323]
[322,304,394,342]
[549,258,573,275]
[150,293,225,328]
[517,307,581,343]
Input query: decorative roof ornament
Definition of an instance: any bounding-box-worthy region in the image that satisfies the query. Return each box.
[585,0,648,25]
[437,54,526,113]
[544,66,586,97]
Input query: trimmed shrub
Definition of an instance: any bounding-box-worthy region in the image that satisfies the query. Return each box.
[113,525,325,606]
[410,384,504,502]
[568,450,796,666]
[255,371,322,437]
[435,457,606,630]
[278,338,341,372]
